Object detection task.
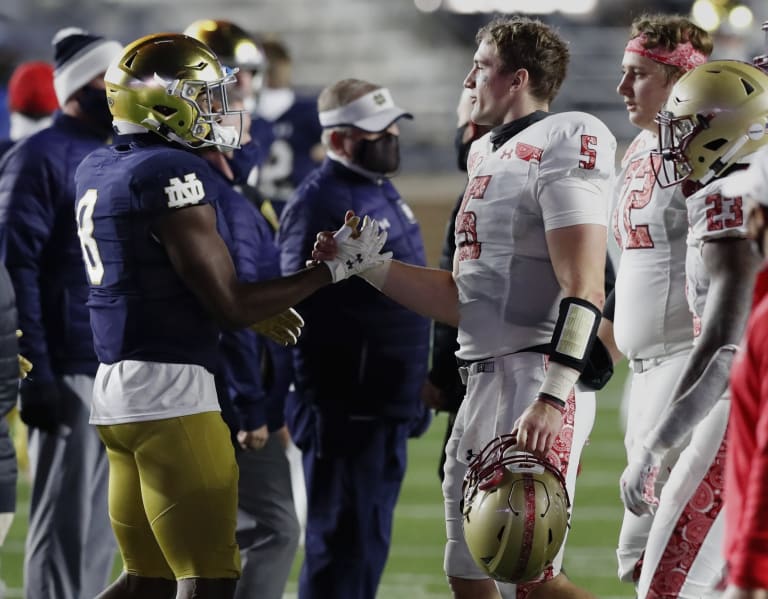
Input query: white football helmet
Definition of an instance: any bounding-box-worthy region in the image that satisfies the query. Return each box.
[462,435,570,584]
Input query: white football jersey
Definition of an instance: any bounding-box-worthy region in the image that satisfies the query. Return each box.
[685,174,749,322]
[455,112,616,360]
[612,130,694,360]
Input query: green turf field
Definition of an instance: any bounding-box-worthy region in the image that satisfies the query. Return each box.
[0,363,633,598]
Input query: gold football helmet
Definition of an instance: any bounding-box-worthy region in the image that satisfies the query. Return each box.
[183,20,264,73]
[462,435,570,584]
[654,59,768,187]
[184,19,265,97]
[105,32,245,150]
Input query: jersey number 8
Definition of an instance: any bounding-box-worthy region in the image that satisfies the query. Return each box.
[75,189,105,286]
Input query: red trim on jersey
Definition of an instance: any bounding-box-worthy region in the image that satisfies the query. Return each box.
[647,434,727,598]
[515,142,543,162]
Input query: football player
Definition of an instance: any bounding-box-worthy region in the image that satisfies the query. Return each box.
[183,20,275,194]
[619,60,768,598]
[608,14,713,589]
[313,16,616,599]
[73,33,387,599]
[253,36,324,214]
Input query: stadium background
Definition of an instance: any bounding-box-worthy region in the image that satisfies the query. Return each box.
[0,0,766,596]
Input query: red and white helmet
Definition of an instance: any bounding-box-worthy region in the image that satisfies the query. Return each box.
[462,435,571,584]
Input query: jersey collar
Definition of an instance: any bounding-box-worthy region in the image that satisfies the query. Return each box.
[490,110,549,151]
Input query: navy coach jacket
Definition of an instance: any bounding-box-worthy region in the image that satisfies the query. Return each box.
[0,113,101,382]
[279,158,430,423]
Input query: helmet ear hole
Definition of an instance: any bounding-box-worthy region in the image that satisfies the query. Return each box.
[153,105,178,118]
[704,138,727,151]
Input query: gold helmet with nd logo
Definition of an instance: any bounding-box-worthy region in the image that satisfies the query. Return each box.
[462,435,571,583]
[105,32,245,150]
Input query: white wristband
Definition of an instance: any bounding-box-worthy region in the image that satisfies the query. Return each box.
[539,361,580,404]
[357,261,391,290]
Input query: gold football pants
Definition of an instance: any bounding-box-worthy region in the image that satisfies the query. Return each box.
[97,412,240,579]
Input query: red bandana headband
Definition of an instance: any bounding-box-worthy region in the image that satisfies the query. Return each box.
[625,34,707,72]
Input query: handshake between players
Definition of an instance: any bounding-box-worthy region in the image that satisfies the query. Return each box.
[257,211,391,346]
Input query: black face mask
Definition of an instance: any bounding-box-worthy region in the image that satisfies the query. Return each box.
[353,133,400,175]
[77,85,114,135]
[454,124,473,172]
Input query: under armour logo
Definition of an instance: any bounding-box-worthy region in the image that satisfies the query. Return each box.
[164,173,205,208]
[345,253,364,270]
[373,92,386,105]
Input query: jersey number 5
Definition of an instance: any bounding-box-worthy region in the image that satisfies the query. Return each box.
[76,189,105,286]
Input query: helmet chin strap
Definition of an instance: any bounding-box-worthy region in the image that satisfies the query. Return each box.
[699,132,751,185]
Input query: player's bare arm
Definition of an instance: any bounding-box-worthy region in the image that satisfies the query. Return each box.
[646,238,759,453]
[514,222,607,456]
[312,211,461,326]
[622,237,760,516]
[154,203,332,329]
[376,261,459,327]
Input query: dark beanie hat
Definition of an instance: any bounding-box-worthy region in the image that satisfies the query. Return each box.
[51,27,122,106]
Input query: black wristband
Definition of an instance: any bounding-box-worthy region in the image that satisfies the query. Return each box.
[549,297,602,373]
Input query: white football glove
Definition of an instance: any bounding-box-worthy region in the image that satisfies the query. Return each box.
[620,446,662,516]
[323,215,392,283]
[249,308,304,346]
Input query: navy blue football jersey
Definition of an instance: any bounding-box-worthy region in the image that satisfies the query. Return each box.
[74,135,234,372]
[255,95,322,204]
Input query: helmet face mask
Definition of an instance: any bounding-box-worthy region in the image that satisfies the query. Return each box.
[653,110,701,187]
[462,435,571,584]
[106,33,245,150]
[651,60,768,188]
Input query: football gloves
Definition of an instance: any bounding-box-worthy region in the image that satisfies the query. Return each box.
[19,380,63,433]
[323,215,392,283]
[250,308,304,346]
[620,446,662,516]
[16,330,32,380]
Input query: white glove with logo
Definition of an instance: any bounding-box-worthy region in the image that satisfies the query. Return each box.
[620,446,662,516]
[324,215,392,283]
[250,308,304,346]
